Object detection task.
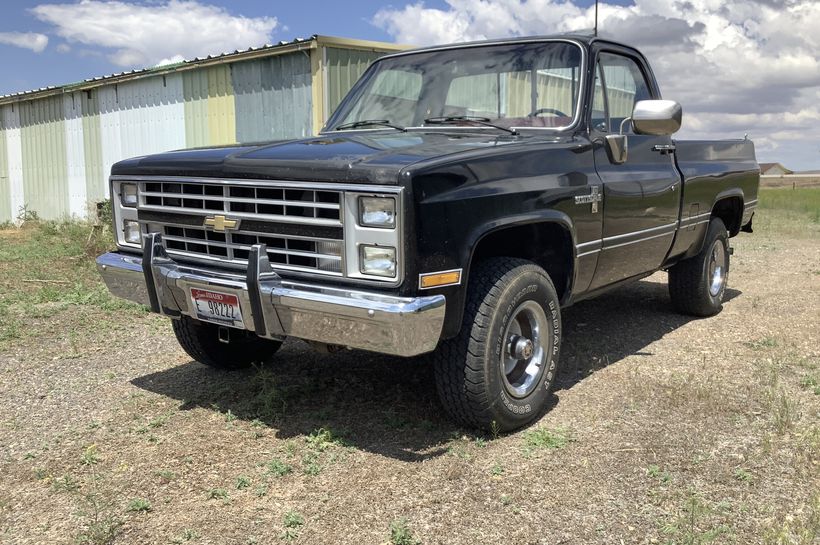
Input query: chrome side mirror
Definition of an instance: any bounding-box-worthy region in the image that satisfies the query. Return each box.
[632,100,682,136]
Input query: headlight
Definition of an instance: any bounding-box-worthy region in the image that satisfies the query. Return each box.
[123,220,142,245]
[358,196,395,228]
[360,245,396,277]
[120,183,138,207]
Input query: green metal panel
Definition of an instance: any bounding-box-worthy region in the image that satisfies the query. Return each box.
[233,52,312,142]
[0,114,10,222]
[325,47,382,118]
[20,96,69,219]
[81,91,105,203]
[183,65,236,148]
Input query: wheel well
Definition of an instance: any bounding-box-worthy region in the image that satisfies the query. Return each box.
[711,196,743,236]
[470,222,573,301]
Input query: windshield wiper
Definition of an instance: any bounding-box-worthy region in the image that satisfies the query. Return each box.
[335,119,406,132]
[423,116,517,135]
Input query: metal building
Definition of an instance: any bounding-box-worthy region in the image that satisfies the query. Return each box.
[0,35,405,222]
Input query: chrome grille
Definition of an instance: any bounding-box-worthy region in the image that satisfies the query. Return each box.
[140,181,342,225]
[152,224,344,274]
[137,179,345,276]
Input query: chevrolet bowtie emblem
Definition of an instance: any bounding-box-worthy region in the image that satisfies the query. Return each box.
[203,215,239,232]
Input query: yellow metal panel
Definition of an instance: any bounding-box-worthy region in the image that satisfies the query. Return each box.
[184,65,237,147]
[310,48,324,135]
[207,65,236,145]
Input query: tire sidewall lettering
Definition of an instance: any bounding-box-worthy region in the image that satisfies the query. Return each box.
[490,272,561,417]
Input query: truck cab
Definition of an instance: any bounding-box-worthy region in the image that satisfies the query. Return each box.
[98,35,759,431]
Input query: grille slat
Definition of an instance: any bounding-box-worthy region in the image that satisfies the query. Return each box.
[141,192,342,210]
[140,181,342,226]
[150,224,344,275]
[139,179,345,276]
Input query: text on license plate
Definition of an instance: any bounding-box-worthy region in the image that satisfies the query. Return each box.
[189,288,245,329]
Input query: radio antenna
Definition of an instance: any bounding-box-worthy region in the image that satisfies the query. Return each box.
[594,0,599,37]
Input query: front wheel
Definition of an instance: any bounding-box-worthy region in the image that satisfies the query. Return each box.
[432,258,562,432]
[171,316,283,369]
[668,217,730,317]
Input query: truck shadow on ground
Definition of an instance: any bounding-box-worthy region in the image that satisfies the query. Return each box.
[131,277,740,462]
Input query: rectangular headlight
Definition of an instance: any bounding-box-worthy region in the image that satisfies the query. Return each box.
[123,220,142,245]
[358,196,396,228]
[360,245,396,277]
[121,183,138,207]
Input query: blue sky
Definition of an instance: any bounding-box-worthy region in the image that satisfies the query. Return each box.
[0,0,622,96]
[0,0,399,94]
[0,1,817,169]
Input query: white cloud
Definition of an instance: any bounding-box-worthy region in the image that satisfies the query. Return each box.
[0,31,49,53]
[374,0,820,169]
[31,0,278,68]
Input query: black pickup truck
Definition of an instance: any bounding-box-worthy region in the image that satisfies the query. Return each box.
[98,35,759,431]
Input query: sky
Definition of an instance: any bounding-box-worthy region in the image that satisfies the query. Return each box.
[0,0,818,170]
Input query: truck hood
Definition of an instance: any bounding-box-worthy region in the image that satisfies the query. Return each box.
[110,131,531,185]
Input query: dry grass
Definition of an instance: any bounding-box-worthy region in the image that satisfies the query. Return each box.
[0,191,818,544]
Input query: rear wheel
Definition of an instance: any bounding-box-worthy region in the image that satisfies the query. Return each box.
[668,217,730,317]
[171,316,282,369]
[432,258,562,432]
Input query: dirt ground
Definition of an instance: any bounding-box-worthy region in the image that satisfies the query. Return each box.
[0,203,818,545]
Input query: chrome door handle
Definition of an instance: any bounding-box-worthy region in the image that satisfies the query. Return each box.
[652,144,676,154]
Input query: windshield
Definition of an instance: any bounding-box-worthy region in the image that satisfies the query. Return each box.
[325,41,584,132]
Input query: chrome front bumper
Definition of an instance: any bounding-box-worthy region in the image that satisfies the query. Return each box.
[96,233,446,357]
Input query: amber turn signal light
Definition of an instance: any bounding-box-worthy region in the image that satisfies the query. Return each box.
[419,269,462,289]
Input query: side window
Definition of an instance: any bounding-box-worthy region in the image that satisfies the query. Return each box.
[597,53,652,133]
[591,63,607,132]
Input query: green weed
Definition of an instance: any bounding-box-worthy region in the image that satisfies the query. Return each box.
[523,428,572,450]
[206,488,228,500]
[170,528,200,543]
[126,498,152,513]
[647,464,672,484]
[267,458,293,477]
[281,510,304,542]
[389,517,420,545]
[733,468,753,483]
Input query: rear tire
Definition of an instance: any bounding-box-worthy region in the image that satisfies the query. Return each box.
[668,218,730,317]
[432,258,562,432]
[171,316,282,369]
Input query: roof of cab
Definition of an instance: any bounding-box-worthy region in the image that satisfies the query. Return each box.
[379,33,637,59]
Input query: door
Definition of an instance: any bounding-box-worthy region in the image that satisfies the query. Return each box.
[588,51,681,290]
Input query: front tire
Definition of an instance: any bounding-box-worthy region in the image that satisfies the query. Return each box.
[171,316,282,369]
[432,258,562,432]
[668,217,730,317]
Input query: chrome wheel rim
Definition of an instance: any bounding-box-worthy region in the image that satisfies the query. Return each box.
[708,239,727,297]
[501,300,550,398]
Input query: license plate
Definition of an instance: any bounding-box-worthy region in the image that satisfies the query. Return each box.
[189,288,245,329]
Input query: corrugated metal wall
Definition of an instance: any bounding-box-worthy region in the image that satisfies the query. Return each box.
[0,113,10,222]
[325,47,382,118]
[64,93,88,217]
[20,96,69,218]
[0,42,395,220]
[2,106,25,220]
[183,65,237,148]
[81,91,105,204]
[233,52,312,142]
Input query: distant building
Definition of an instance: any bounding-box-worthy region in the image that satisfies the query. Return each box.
[0,35,407,221]
[759,163,793,176]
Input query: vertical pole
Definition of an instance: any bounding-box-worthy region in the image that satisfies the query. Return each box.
[594,0,599,37]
